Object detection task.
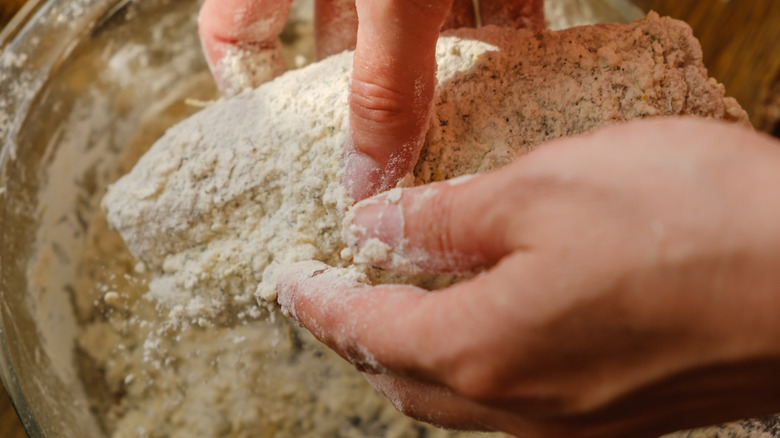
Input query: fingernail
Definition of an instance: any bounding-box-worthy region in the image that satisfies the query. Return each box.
[344,191,404,265]
[343,135,385,201]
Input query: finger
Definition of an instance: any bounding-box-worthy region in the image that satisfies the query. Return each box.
[198,0,291,96]
[275,259,527,394]
[344,0,454,201]
[343,171,523,274]
[364,374,522,433]
[314,0,358,59]
[480,0,545,29]
[276,261,431,375]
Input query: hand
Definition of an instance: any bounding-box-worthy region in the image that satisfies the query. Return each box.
[198,0,543,200]
[277,118,780,437]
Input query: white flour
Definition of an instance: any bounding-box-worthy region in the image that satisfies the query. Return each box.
[101,34,500,325]
[103,15,747,328]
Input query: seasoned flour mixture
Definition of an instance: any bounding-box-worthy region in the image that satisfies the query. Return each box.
[103,15,746,327]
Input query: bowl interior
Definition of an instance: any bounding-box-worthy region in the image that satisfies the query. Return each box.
[1,1,211,435]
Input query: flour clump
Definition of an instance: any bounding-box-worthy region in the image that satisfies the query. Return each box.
[103,15,748,325]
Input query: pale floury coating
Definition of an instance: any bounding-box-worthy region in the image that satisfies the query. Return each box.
[103,14,748,325]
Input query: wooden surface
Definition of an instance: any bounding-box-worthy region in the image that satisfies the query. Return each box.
[0,1,25,28]
[0,2,34,433]
[0,380,27,438]
[0,1,778,437]
[638,0,780,133]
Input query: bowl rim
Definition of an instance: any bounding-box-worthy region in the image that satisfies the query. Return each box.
[0,4,51,435]
[0,1,127,436]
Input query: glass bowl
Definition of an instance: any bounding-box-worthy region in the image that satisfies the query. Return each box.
[0,1,775,437]
[0,1,213,436]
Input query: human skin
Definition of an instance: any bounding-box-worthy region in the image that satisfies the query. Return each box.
[197,0,540,201]
[277,118,780,437]
[198,0,453,201]
[198,2,780,435]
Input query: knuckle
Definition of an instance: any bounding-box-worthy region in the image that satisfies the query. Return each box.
[429,337,507,402]
[429,186,458,256]
[408,184,461,264]
[200,0,292,42]
[436,335,525,404]
[349,78,408,127]
[448,362,507,402]
[446,356,593,418]
[384,383,430,422]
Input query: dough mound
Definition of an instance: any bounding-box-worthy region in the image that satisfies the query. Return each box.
[103,13,748,324]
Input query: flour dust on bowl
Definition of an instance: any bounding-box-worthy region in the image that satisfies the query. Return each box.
[0,0,777,437]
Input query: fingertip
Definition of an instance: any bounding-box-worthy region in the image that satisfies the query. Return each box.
[275,261,370,323]
[342,148,384,201]
[343,190,413,272]
[343,177,504,274]
[274,260,331,321]
[276,261,442,375]
[198,0,291,95]
[345,193,405,250]
[199,0,292,43]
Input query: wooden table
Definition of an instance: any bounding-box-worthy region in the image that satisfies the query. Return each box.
[637,0,780,134]
[0,1,778,437]
[0,4,42,436]
[0,380,27,438]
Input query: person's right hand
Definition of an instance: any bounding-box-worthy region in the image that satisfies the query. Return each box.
[197,0,543,200]
[277,118,780,437]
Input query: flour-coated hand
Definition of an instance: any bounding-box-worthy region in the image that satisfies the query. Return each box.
[277,118,780,437]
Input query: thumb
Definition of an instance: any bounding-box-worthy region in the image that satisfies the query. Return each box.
[274,258,527,388]
[198,0,290,96]
[344,0,453,201]
[344,169,523,274]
